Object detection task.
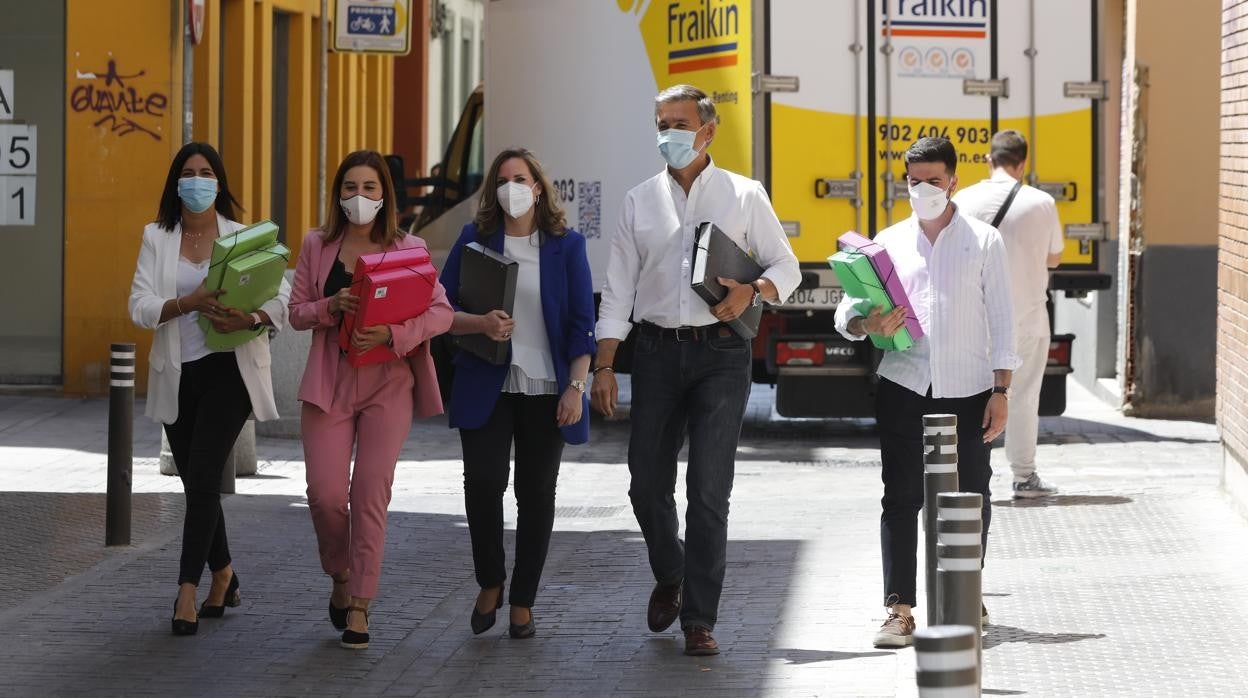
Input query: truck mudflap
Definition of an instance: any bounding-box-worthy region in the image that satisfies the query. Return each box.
[1040,333,1075,416]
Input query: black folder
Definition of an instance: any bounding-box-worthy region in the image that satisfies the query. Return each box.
[690,222,764,339]
[456,242,518,364]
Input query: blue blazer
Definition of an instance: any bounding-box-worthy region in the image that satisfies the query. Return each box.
[441,222,597,444]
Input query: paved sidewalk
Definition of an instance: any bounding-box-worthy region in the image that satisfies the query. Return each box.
[0,380,1244,696]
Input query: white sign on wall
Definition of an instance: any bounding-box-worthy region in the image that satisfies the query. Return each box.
[0,70,36,226]
[333,0,411,55]
[0,124,37,175]
[0,70,12,120]
[0,175,35,226]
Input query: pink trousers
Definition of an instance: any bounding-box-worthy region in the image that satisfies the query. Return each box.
[302,354,414,599]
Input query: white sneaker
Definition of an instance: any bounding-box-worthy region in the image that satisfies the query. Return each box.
[872,612,915,648]
[1013,473,1058,499]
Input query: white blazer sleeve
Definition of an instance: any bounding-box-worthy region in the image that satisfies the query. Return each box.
[128,226,168,330]
[260,276,292,331]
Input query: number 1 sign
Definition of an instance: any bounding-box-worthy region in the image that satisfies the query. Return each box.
[0,175,35,226]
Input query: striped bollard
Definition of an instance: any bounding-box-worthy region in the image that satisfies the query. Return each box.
[106,342,135,546]
[937,490,984,680]
[923,414,959,626]
[915,625,979,697]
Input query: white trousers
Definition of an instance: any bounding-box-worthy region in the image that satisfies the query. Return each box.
[1005,335,1050,481]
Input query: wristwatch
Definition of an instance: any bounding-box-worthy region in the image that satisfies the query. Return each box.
[749,280,764,308]
[249,313,264,331]
[991,385,1010,398]
[569,378,587,393]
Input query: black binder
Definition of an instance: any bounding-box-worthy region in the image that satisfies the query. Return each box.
[690,222,764,339]
[456,242,518,364]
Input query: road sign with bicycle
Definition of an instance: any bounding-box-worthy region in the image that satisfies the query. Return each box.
[333,0,411,55]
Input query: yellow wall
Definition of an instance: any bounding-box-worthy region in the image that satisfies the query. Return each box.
[64,0,396,395]
[1135,0,1219,246]
[64,0,180,395]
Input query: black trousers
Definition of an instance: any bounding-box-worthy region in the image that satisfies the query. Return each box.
[460,392,565,608]
[164,352,252,587]
[876,377,992,608]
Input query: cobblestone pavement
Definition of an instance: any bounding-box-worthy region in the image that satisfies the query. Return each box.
[0,380,1244,697]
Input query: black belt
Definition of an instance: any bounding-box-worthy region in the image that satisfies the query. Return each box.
[637,321,731,343]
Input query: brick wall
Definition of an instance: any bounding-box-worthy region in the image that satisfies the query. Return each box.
[1221,1,1248,462]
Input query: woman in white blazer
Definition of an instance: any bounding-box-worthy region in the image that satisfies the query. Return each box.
[128,142,290,636]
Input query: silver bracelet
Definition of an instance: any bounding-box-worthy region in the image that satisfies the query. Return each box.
[175,297,184,315]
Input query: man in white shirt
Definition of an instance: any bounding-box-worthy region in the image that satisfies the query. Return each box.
[834,137,1020,648]
[590,84,800,657]
[953,130,1064,498]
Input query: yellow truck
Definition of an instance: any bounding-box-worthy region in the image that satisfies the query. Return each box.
[409,0,1108,417]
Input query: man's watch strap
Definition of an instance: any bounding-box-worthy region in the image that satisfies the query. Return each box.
[992,385,1010,397]
[249,313,264,331]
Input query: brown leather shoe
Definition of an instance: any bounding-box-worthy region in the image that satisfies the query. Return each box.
[647,580,682,632]
[683,626,720,656]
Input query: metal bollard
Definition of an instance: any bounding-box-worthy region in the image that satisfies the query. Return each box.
[937,492,983,642]
[923,414,959,626]
[915,625,979,697]
[106,342,135,546]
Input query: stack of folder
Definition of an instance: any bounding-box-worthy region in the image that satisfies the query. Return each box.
[690,222,764,339]
[199,220,289,351]
[455,242,518,365]
[338,247,438,366]
[828,231,923,352]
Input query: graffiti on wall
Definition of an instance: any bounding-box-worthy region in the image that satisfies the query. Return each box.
[70,60,167,140]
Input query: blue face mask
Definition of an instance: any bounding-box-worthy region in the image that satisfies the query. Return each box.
[657,123,709,170]
[178,176,218,214]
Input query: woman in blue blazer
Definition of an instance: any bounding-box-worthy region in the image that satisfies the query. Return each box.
[441,147,595,639]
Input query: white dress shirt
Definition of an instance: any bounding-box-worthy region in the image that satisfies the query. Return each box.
[596,158,801,340]
[834,207,1021,398]
[502,232,558,395]
[953,172,1064,338]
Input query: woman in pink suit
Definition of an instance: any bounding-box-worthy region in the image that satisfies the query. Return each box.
[288,150,453,650]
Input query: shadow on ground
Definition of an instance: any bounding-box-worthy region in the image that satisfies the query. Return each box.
[0,493,848,696]
[984,623,1107,650]
[993,495,1134,508]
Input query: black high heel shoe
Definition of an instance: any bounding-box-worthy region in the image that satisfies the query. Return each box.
[329,576,350,630]
[199,572,241,618]
[470,585,504,635]
[171,599,199,636]
[509,607,536,639]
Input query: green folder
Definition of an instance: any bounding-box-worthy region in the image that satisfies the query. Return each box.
[829,250,915,352]
[198,220,288,350]
[203,220,280,290]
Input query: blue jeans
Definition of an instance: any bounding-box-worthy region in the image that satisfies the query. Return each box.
[627,324,752,631]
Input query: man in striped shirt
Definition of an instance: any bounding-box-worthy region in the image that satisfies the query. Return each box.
[835,137,1021,648]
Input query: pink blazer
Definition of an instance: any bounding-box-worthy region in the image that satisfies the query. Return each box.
[288,229,453,418]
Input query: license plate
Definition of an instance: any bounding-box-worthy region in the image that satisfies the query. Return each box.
[782,286,844,309]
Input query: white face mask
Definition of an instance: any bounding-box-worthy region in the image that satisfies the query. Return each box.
[340,195,384,226]
[497,181,537,219]
[908,181,951,221]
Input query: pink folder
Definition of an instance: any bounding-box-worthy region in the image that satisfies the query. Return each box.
[837,231,925,341]
[338,247,438,366]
